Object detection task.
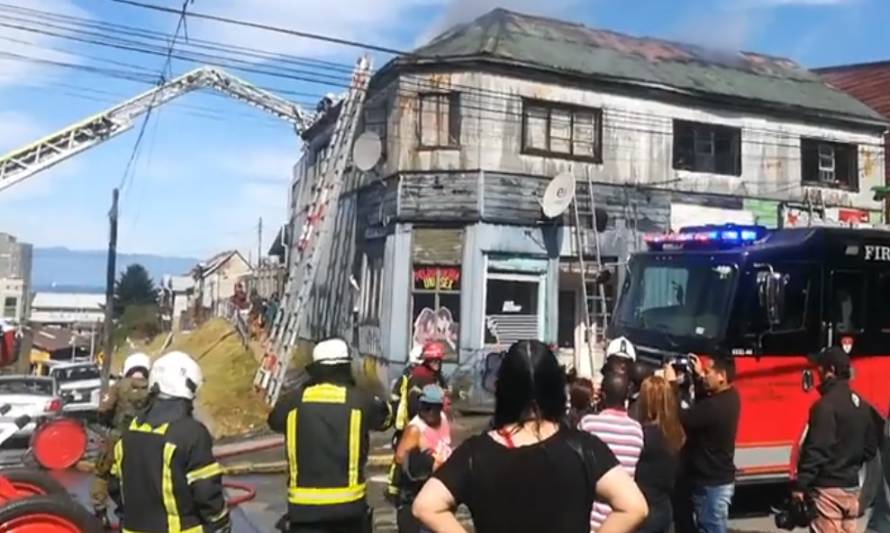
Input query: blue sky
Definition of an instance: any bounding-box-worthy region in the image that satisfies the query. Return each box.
[0,0,887,258]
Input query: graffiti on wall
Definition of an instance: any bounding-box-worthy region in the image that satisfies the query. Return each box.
[411,307,459,362]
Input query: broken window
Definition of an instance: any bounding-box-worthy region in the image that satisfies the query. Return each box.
[673,120,741,176]
[801,138,858,190]
[418,92,461,148]
[521,99,602,161]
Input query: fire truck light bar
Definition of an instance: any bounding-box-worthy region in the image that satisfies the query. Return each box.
[644,224,768,250]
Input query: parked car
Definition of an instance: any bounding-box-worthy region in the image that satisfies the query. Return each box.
[0,376,61,438]
[46,362,110,417]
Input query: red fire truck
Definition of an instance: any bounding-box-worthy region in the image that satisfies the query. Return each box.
[608,224,888,490]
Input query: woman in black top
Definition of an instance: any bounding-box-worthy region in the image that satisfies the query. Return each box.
[635,376,685,533]
[412,340,648,533]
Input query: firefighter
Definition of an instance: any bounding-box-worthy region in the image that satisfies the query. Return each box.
[387,341,448,502]
[109,351,230,533]
[90,351,152,528]
[268,338,392,533]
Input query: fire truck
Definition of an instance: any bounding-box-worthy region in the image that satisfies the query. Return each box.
[608,223,889,490]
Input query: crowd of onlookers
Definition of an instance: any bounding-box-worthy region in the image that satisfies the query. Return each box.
[385,336,884,533]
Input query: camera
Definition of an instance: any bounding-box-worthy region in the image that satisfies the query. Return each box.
[773,495,816,530]
[672,354,692,374]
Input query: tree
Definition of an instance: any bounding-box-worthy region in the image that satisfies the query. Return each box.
[114,264,158,317]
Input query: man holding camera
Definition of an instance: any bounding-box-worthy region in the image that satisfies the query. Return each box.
[794,346,877,533]
[668,353,740,533]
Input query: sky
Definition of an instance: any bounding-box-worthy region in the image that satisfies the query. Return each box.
[0,0,887,258]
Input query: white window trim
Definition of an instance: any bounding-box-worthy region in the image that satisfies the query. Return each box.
[481,270,547,345]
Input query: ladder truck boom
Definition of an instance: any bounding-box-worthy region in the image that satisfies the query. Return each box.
[0,66,315,192]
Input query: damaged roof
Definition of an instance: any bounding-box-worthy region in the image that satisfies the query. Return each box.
[398,9,884,125]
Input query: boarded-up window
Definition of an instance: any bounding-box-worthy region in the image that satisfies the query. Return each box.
[418,92,461,148]
[801,138,858,191]
[522,99,601,161]
[359,244,384,322]
[673,120,741,176]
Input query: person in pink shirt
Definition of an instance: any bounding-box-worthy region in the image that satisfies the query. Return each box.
[579,372,644,531]
[394,384,452,533]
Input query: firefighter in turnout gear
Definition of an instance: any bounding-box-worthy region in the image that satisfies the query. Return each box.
[268,338,392,533]
[109,351,230,533]
[91,352,152,529]
[386,341,448,503]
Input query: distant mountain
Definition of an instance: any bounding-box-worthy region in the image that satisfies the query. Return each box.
[33,248,199,292]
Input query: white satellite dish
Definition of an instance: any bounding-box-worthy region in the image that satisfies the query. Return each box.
[352,131,382,172]
[541,172,576,218]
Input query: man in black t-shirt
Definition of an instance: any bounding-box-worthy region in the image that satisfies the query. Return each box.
[668,354,740,533]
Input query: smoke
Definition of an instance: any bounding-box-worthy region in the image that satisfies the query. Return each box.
[417,0,585,45]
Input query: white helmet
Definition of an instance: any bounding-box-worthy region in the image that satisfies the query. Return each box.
[312,338,351,366]
[150,351,204,400]
[606,336,637,361]
[123,352,151,378]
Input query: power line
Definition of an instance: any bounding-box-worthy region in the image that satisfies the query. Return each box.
[112,0,414,57]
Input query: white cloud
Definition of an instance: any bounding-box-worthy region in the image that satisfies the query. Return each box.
[183,0,447,62]
[0,0,92,88]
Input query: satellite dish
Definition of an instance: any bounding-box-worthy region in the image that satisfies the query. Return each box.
[352,131,382,172]
[541,172,576,218]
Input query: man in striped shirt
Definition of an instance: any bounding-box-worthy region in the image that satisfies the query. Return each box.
[579,371,644,531]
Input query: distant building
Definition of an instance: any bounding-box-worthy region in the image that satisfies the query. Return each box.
[191,251,252,315]
[818,61,890,219]
[160,275,195,331]
[30,292,105,327]
[29,326,92,368]
[0,233,32,322]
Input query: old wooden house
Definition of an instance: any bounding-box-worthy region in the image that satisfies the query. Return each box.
[288,9,887,372]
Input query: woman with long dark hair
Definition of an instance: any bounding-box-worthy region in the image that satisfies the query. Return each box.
[413,340,647,533]
[635,376,685,533]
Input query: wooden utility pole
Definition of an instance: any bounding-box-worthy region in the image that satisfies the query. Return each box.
[100,188,119,395]
[257,217,263,267]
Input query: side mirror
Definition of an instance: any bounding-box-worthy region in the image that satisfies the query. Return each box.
[757,269,787,327]
[802,369,814,392]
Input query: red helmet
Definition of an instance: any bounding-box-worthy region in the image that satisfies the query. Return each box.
[421,342,446,362]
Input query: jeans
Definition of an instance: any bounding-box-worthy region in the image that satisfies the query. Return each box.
[691,483,734,533]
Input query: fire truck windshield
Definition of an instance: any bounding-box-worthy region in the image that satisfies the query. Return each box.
[614,257,738,343]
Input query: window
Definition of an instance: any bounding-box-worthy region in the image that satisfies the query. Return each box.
[673,120,741,175]
[521,100,601,161]
[3,297,15,318]
[359,252,384,322]
[418,92,460,148]
[831,271,864,334]
[801,138,858,190]
[411,266,460,360]
[484,275,541,344]
[873,272,890,333]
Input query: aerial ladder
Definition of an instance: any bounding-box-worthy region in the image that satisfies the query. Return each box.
[0,66,315,191]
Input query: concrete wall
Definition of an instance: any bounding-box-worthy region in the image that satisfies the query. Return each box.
[382,71,884,213]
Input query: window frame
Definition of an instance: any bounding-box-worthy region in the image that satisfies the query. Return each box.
[410,265,462,360]
[416,92,461,150]
[801,138,859,191]
[520,98,603,163]
[672,119,742,176]
[827,269,866,337]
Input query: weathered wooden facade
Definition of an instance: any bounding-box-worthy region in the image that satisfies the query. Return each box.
[287,9,888,373]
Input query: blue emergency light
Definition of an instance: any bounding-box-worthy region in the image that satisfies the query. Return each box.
[644,224,769,250]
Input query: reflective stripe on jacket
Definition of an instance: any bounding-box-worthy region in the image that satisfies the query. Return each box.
[269,377,392,524]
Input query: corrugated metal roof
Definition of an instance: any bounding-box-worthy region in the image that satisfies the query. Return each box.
[817,62,890,119]
[402,9,884,123]
[31,293,105,310]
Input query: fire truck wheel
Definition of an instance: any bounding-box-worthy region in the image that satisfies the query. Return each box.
[0,495,102,532]
[0,468,68,497]
[859,454,883,515]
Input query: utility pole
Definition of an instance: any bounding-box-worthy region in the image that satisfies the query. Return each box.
[257,217,263,268]
[100,188,118,396]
